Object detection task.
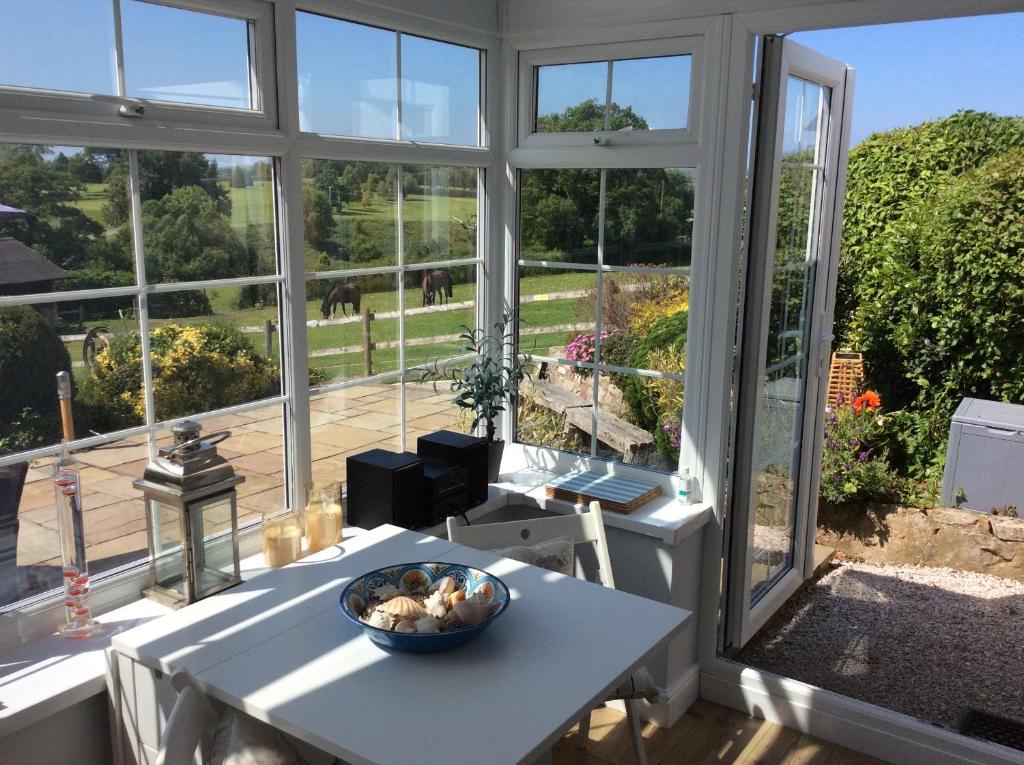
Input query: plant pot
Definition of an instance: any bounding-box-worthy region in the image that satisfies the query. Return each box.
[487,439,505,483]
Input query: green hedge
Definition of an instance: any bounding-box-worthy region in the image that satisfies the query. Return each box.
[0,306,73,450]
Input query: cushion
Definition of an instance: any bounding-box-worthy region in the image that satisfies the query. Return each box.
[492,535,574,576]
[206,709,308,765]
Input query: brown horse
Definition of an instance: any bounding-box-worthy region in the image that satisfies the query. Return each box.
[421,270,453,307]
[321,282,361,318]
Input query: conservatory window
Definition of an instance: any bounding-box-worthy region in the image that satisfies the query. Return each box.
[302,161,482,485]
[0,0,276,128]
[0,144,287,612]
[515,168,693,472]
[296,12,482,146]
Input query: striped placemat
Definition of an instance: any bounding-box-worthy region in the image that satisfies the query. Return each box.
[545,471,662,515]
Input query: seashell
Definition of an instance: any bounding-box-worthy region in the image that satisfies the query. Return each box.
[423,591,448,618]
[394,619,417,633]
[470,582,494,602]
[448,589,466,609]
[401,569,429,591]
[430,575,457,597]
[451,598,500,627]
[365,610,393,630]
[413,616,440,633]
[370,583,400,602]
[379,595,427,621]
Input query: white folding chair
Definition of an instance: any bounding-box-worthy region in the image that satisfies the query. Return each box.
[447,501,657,765]
[156,670,220,765]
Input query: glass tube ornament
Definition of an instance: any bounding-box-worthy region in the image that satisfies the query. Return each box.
[54,446,101,638]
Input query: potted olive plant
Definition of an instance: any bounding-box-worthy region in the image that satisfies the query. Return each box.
[421,310,532,482]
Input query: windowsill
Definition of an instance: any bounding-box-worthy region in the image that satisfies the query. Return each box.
[0,469,707,740]
[0,598,171,738]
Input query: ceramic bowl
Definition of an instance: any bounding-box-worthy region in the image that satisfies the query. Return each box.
[339,562,510,653]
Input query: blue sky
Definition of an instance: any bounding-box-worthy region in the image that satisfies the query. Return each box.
[794,13,1024,145]
[1,5,1021,149]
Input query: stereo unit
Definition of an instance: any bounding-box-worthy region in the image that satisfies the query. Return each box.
[417,430,489,507]
[345,450,427,531]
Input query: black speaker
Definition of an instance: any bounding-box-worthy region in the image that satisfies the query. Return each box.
[346,450,426,530]
[417,430,489,506]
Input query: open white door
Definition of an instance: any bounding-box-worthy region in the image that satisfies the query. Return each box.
[726,36,854,649]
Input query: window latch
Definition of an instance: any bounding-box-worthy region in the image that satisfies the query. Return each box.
[119,104,145,119]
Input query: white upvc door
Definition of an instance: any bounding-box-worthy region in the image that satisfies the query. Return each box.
[726,36,854,648]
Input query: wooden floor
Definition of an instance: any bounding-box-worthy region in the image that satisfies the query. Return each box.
[553,699,889,765]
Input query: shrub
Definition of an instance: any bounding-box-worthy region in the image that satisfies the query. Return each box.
[0,306,73,450]
[836,111,1024,346]
[820,391,901,506]
[849,147,1024,461]
[81,323,278,426]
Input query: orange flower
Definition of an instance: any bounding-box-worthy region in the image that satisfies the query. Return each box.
[852,390,881,412]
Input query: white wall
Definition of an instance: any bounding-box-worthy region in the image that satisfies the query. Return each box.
[0,695,111,765]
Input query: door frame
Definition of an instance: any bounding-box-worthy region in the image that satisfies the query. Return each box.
[725,34,854,648]
[700,5,1024,763]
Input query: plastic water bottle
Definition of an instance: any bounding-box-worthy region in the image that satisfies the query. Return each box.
[677,468,692,505]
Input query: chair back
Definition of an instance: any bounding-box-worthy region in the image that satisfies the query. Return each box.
[155,670,220,765]
[447,501,615,589]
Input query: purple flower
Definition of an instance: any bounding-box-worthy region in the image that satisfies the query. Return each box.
[849,438,859,448]
[858,450,871,462]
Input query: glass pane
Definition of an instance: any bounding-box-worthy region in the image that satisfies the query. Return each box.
[536,62,607,133]
[403,380,474,451]
[0,0,117,95]
[296,13,398,139]
[309,386,401,485]
[7,436,152,608]
[134,151,276,283]
[194,496,236,591]
[749,77,829,605]
[122,1,252,109]
[403,264,477,370]
[518,267,595,362]
[150,498,184,591]
[603,168,695,268]
[596,371,677,471]
[401,35,480,146]
[306,275,400,386]
[0,145,134,280]
[599,271,689,359]
[403,166,478,264]
[516,373,594,459]
[146,296,282,422]
[610,56,691,130]
[520,169,600,265]
[189,404,287,530]
[0,295,142,451]
[304,160,397,269]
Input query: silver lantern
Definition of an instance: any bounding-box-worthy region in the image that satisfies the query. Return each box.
[134,421,244,607]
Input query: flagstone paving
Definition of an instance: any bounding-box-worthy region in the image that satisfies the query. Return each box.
[4,383,460,606]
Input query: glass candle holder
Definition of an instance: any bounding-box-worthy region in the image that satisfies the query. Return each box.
[305,480,343,554]
[262,511,300,568]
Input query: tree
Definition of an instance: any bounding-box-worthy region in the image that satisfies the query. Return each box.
[104,151,228,226]
[303,185,334,249]
[141,185,247,283]
[231,165,248,188]
[0,149,109,271]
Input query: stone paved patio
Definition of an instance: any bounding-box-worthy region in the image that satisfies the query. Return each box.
[5,383,460,606]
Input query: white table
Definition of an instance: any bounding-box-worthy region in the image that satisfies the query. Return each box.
[112,525,691,765]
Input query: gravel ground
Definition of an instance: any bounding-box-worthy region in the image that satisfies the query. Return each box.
[738,560,1024,730]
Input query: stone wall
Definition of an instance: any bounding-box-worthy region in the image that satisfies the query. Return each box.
[816,503,1024,581]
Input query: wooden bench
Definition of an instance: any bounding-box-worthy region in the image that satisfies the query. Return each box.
[523,380,656,464]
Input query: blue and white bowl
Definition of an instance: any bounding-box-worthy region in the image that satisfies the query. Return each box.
[339,562,510,653]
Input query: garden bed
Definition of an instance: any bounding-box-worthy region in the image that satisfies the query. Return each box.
[816,503,1024,582]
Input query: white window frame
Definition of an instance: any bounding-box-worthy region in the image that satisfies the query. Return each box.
[518,36,704,150]
[0,0,279,136]
[504,17,726,481]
